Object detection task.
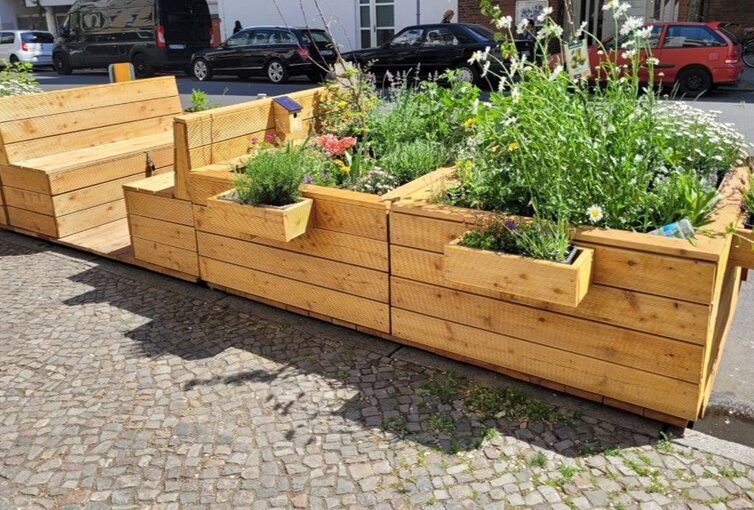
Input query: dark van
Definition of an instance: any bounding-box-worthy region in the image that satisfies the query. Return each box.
[53,0,211,77]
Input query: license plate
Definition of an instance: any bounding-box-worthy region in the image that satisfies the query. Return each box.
[169,44,186,49]
[320,49,333,56]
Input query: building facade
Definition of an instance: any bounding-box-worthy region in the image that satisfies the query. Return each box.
[216,0,458,50]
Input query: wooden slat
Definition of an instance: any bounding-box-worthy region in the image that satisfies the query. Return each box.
[194,205,388,271]
[392,308,700,419]
[122,172,176,197]
[730,228,754,269]
[123,190,194,226]
[173,122,192,201]
[0,96,182,144]
[58,217,131,257]
[188,168,237,205]
[390,245,709,344]
[392,277,703,383]
[198,231,389,302]
[129,215,197,251]
[0,76,179,123]
[3,186,54,215]
[52,173,144,216]
[0,164,50,194]
[56,199,127,238]
[133,237,199,276]
[390,211,717,304]
[312,196,387,241]
[6,206,57,237]
[200,257,390,332]
[0,206,7,226]
[5,116,174,163]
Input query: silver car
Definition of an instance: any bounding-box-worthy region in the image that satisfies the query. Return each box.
[0,30,55,67]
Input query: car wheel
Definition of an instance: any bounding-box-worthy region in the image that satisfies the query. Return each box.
[676,66,711,97]
[455,64,478,84]
[53,53,73,75]
[131,53,154,78]
[192,58,212,81]
[266,59,288,84]
[9,55,19,64]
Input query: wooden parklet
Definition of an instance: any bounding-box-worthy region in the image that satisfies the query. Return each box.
[388,167,748,426]
[0,77,180,240]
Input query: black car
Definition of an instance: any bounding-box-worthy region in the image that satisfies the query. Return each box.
[343,23,523,83]
[191,26,337,83]
[53,0,212,77]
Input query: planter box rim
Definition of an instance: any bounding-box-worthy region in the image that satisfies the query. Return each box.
[448,237,584,267]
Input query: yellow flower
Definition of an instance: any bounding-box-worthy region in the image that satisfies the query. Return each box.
[508,141,520,152]
[334,160,351,175]
[463,118,477,128]
[337,101,348,108]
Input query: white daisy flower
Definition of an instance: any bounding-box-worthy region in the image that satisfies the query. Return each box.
[587,205,604,224]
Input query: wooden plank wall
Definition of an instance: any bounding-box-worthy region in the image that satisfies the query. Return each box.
[124,173,199,280]
[0,77,181,239]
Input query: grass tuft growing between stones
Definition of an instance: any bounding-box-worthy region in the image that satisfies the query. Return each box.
[464,383,565,423]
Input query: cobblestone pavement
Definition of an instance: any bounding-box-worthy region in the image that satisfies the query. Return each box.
[1,232,753,510]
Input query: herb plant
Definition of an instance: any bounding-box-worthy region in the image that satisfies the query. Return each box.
[235,145,325,207]
[0,62,40,97]
[460,217,572,263]
[185,89,218,113]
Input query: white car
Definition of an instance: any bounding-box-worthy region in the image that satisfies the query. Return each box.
[0,30,55,68]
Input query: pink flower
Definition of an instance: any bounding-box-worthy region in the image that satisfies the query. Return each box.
[249,136,258,144]
[316,134,357,156]
[264,133,276,143]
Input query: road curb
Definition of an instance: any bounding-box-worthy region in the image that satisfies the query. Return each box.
[677,429,754,467]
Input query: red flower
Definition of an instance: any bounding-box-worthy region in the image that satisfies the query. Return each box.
[316,134,357,156]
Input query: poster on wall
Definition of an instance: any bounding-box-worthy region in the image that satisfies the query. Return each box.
[515,0,549,24]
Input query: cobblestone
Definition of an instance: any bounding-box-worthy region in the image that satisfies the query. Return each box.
[0,233,753,509]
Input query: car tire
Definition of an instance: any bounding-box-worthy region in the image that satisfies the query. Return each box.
[53,53,73,75]
[192,58,212,81]
[266,59,288,84]
[131,53,154,78]
[455,64,479,84]
[676,66,711,97]
[9,55,19,64]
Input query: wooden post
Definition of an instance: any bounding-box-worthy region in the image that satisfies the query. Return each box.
[109,63,135,83]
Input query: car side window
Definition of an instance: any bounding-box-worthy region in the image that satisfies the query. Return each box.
[226,30,251,47]
[249,30,271,46]
[422,27,458,47]
[389,28,424,48]
[269,30,297,45]
[663,25,725,48]
[614,24,662,49]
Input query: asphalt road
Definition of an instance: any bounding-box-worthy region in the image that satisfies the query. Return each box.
[31,67,754,442]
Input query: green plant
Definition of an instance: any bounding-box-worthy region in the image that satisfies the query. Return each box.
[235,145,323,206]
[743,182,754,223]
[464,383,563,422]
[422,372,459,404]
[459,217,572,262]
[0,62,40,96]
[652,171,720,228]
[529,451,547,468]
[185,89,218,112]
[378,140,450,185]
[427,413,455,435]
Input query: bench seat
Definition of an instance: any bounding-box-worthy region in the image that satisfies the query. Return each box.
[0,77,182,239]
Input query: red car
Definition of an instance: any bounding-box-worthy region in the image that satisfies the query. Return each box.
[588,22,743,95]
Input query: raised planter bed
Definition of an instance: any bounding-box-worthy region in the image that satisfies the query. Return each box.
[444,238,594,307]
[387,166,748,425]
[730,226,754,270]
[204,191,313,242]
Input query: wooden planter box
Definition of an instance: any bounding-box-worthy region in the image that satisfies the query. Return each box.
[730,227,754,269]
[193,166,455,334]
[205,192,313,242]
[444,239,594,307]
[388,167,748,425]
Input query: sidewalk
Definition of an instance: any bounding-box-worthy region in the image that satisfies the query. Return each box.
[1,230,753,510]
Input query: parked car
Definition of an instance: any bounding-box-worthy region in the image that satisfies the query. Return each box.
[587,21,743,95]
[53,0,212,77]
[0,30,54,68]
[342,23,523,84]
[191,26,337,83]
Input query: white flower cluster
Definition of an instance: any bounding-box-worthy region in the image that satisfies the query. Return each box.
[603,0,631,16]
[0,76,40,97]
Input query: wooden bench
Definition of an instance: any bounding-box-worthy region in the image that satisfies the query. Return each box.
[0,77,181,240]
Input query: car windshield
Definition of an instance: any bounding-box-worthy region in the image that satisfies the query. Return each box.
[21,32,54,43]
[465,25,495,42]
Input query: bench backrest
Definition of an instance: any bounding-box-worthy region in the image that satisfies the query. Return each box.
[173,87,325,200]
[0,76,182,165]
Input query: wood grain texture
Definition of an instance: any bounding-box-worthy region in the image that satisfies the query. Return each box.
[730,228,754,269]
[129,214,197,251]
[200,257,390,332]
[391,211,717,304]
[123,190,194,226]
[204,194,313,242]
[197,231,389,302]
[194,205,388,271]
[3,186,54,215]
[56,199,127,238]
[6,205,57,237]
[392,308,700,419]
[444,241,593,307]
[392,277,703,383]
[390,245,709,344]
[132,237,199,276]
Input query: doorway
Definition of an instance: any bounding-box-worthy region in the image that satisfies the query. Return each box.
[358,0,395,49]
